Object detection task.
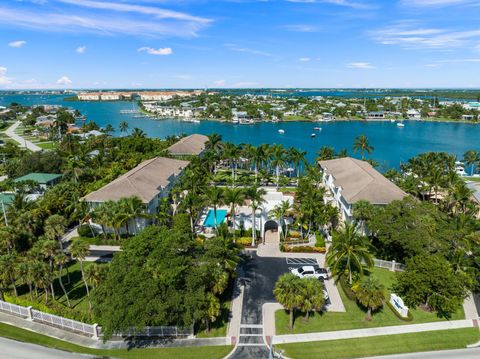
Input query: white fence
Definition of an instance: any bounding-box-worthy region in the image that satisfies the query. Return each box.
[0,300,99,338]
[0,300,193,339]
[374,258,405,272]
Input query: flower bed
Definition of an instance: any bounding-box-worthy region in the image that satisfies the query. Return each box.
[282,245,326,253]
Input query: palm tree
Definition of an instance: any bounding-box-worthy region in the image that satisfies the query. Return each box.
[84,263,105,290]
[103,124,115,135]
[65,156,84,183]
[40,240,59,300]
[223,187,245,242]
[273,273,303,330]
[206,186,224,228]
[131,127,145,138]
[203,292,220,333]
[0,253,19,297]
[270,200,292,241]
[299,278,325,321]
[271,144,286,188]
[54,253,71,307]
[69,240,91,310]
[245,186,267,246]
[182,192,202,235]
[355,276,385,321]
[44,214,67,250]
[353,134,374,160]
[463,150,479,176]
[326,222,373,284]
[316,146,335,161]
[118,196,145,235]
[288,148,306,178]
[223,143,241,185]
[427,167,443,203]
[205,133,223,154]
[252,145,265,184]
[119,121,129,136]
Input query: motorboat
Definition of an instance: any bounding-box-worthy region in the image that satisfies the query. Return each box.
[311,133,316,138]
[278,129,285,134]
[314,127,322,131]
[397,122,405,128]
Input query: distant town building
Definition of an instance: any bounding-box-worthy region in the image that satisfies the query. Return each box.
[407,109,421,119]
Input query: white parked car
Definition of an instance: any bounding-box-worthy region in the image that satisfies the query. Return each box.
[290,266,328,280]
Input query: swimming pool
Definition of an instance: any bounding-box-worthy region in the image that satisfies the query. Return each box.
[203,209,228,227]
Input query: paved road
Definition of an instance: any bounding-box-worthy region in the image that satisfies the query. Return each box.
[229,252,293,359]
[0,337,95,359]
[5,121,42,152]
[364,347,480,359]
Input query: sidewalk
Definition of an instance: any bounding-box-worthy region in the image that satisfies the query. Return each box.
[5,121,42,152]
[227,280,244,341]
[463,293,479,320]
[272,319,476,344]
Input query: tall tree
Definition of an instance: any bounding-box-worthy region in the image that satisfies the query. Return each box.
[69,240,91,310]
[353,134,374,160]
[245,186,267,246]
[273,273,303,330]
[119,121,129,136]
[463,150,479,176]
[326,222,373,284]
[354,276,385,321]
[223,187,245,242]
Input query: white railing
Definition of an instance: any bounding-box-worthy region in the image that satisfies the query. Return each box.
[0,299,99,338]
[31,309,98,337]
[373,258,405,272]
[0,300,192,339]
[0,300,29,318]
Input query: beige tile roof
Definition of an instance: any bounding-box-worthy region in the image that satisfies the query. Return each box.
[167,134,209,156]
[319,157,407,205]
[83,157,189,203]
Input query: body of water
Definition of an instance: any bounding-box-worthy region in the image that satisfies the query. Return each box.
[1,94,479,170]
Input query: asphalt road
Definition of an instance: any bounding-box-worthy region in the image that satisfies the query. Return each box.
[229,252,295,359]
[0,337,95,359]
[364,347,480,359]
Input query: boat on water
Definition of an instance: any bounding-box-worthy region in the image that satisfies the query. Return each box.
[278,129,285,134]
[397,122,405,128]
[390,119,395,123]
[311,133,316,138]
[314,127,322,131]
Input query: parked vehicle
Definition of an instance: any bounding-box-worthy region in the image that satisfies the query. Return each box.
[290,265,328,280]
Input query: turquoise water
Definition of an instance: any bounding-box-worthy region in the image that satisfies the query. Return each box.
[1,94,479,169]
[203,209,228,227]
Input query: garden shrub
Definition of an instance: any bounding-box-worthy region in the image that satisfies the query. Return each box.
[77,224,94,238]
[282,245,326,253]
[315,233,326,247]
[288,231,301,238]
[235,237,255,247]
[339,277,357,301]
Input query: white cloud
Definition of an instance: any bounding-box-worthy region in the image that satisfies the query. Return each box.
[283,24,320,33]
[299,57,311,62]
[56,76,72,85]
[369,21,480,50]
[347,62,375,69]
[174,74,192,80]
[8,40,26,48]
[0,2,210,38]
[286,0,375,10]
[138,47,173,55]
[0,67,13,85]
[425,63,440,67]
[214,79,226,86]
[401,0,479,7]
[224,43,272,57]
[76,46,86,54]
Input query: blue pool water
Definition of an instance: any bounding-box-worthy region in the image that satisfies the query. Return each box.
[1,94,480,170]
[203,209,228,227]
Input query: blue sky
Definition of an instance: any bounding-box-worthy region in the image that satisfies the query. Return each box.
[1,0,480,89]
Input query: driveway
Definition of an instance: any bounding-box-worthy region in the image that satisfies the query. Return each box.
[0,337,94,359]
[5,121,42,152]
[230,252,325,359]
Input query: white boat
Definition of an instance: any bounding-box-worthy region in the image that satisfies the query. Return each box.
[314,127,322,131]
[397,123,405,128]
[311,133,316,138]
[278,129,285,134]
[390,119,395,123]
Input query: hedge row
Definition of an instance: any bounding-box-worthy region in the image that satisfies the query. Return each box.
[281,245,326,253]
[386,301,414,321]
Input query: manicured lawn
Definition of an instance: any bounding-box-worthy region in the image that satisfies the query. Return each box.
[276,268,465,335]
[37,141,57,150]
[0,322,232,359]
[276,328,479,359]
[464,177,480,183]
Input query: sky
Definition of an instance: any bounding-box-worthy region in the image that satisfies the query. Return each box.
[1,0,480,89]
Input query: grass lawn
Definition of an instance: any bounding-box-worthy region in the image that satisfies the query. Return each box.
[276,328,479,359]
[464,177,480,183]
[276,268,465,335]
[37,141,57,150]
[0,322,232,359]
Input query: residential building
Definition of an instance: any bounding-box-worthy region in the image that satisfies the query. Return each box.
[407,109,421,119]
[167,134,209,156]
[14,172,63,193]
[367,111,385,119]
[319,157,407,221]
[77,93,101,101]
[83,157,189,234]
